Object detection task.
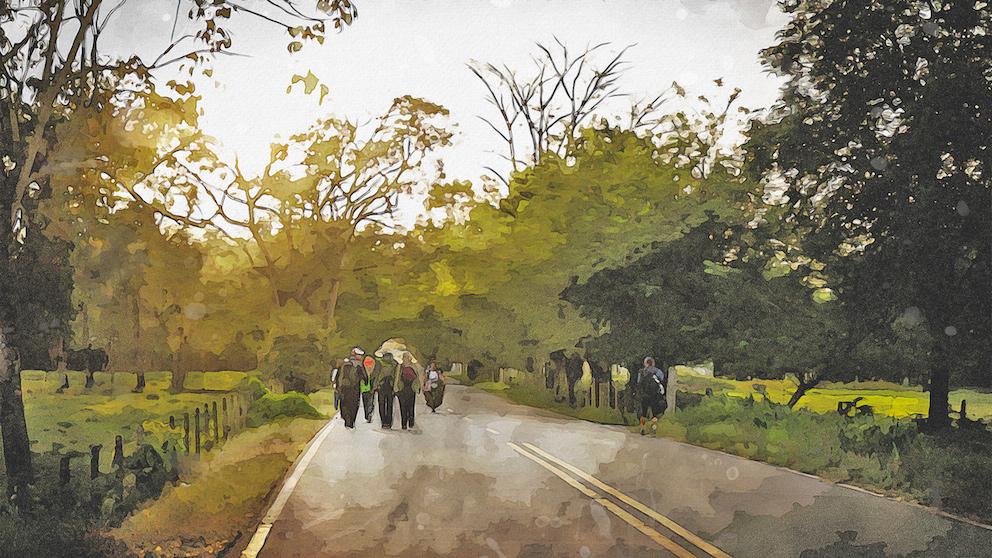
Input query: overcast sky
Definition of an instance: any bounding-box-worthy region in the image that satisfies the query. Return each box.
[108,0,789,185]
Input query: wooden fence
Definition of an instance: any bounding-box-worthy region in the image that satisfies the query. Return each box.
[57,390,259,486]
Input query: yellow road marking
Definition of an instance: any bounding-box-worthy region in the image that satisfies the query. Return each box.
[523,443,732,558]
[508,443,696,558]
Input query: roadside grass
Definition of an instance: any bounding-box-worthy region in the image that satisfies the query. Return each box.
[18,371,248,471]
[679,374,992,420]
[655,394,992,524]
[111,415,328,557]
[473,381,630,425]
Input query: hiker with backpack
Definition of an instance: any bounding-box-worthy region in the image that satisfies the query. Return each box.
[637,357,667,436]
[376,353,398,428]
[423,360,446,413]
[361,354,378,423]
[394,352,422,430]
[337,348,370,429]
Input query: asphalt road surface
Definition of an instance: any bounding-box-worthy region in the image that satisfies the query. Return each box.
[253,385,992,558]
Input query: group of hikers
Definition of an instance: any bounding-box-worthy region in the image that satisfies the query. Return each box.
[331,347,447,430]
[330,348,667,435]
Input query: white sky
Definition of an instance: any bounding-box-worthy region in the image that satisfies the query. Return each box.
[106,0,789,216]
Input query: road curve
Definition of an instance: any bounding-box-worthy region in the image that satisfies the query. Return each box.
[254,385,992,558]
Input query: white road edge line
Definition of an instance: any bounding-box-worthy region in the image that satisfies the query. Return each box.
[241,418,339,558]
[486,428,500,435]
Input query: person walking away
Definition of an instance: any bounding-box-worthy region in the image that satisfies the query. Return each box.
[423,360,446,413]
[637,357,667,435]
[394,353,421,430]
[337,348,368,428]
[361,354,377,423]
[377,353,397,428]
[330,363,341,411]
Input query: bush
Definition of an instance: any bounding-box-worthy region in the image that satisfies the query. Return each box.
[259,335,330,393]
[238,376,269,401]
[246,392,323,427]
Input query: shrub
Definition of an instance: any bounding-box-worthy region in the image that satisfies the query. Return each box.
[246,392,323,427]
[238,376,269,401]
[259,335,330,393]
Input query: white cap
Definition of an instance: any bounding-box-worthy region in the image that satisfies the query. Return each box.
[352,347,365,356]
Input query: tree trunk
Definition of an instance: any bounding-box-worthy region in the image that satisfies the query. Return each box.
[170,367,187,394]
[787,374,819,408]
[134,372,146,393]
[786,385,809,408]
[326,278,341,328]
[169,337,188,394]
[0,326,34,494]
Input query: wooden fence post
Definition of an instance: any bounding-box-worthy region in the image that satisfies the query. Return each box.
[587,385,593,407]
[59,455,72,485]
[222,398,230,440]
[183,412,190,454]
[666,366,677,414]
[609,380,616,409]
[202,404,210,450]
[169,444,180,483]
[89,444,101,479]
[112,435,124,470]
[594,379,601,408]
[194,408,201,455]
[212,401,220,444]
[169,415,176,429]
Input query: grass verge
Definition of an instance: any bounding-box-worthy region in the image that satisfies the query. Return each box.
[110,416,328,557]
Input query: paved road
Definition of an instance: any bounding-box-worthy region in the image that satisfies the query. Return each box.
[255,385,992,558]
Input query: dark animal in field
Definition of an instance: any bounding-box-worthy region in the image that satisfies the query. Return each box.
[62,346,110,390]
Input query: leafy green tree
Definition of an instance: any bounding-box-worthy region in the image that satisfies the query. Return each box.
[754,0,991,428]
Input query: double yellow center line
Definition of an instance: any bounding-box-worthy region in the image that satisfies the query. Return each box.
[508,442,732,558]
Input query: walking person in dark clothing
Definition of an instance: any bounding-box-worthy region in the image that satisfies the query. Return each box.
[394,353,421,430]
[376,353,397,428]
[637,357,667,436]
[337,348,369,429]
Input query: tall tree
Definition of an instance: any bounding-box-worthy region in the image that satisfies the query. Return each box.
[0,0,358,491]
[755,0,991,428]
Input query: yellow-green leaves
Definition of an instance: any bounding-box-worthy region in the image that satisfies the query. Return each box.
[288,71,331,104]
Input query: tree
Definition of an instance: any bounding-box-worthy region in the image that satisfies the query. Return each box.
[755,0,991,428]
[469,40,634,182]
[198,96,452,328]
[563,215,850,408]
[0,0,359,490]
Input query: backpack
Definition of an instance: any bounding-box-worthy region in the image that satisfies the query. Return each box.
[338,361,358,388]
[401,366,417,386]
[638,368,665,397]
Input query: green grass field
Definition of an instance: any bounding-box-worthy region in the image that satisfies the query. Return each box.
[677,373,992,420]
[20,370,249,470]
